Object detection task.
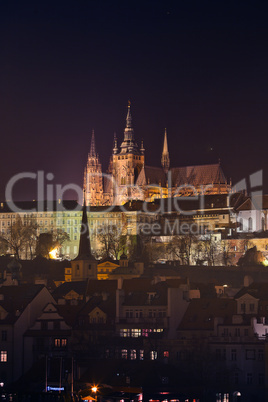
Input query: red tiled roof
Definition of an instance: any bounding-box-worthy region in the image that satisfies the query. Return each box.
[178,298,236,331]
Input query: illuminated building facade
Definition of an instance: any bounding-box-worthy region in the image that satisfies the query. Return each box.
[84,103,232,206]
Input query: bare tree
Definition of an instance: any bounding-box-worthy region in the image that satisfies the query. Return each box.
[221,240,234,266]
[167,234,196,264]
[0,215,39,259]
[202,235,221,266]
[97,224,126,259]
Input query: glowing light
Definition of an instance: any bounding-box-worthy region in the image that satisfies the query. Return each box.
[49,247,58,259]
[91,386,98,393]
[263,259,268,266]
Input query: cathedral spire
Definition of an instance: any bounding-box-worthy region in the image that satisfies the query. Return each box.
[161,128,170,173]
[89,129,96,157]
[119,101,139,154]
[126,100,132,129]
[77,194,93,259]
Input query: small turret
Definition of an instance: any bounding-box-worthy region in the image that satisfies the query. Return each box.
[140,139,145,155]
[113,133,118,155]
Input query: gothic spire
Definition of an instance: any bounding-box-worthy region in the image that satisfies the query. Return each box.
[161,128,170,173]
[89,129,96,157]
[76,194,93,259]
[126,100,132,129]
[120,101,139,154]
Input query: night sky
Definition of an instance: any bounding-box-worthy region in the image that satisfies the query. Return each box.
[1,1,268,201]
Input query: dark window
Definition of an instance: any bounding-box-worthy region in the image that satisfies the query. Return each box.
[54,321,60,330]
[259,373,264,385]
[247,373,253,384]
[216,349,221,360]
[258,349,264,361]
[1,331,7,342]
[235,328,240,337]
[41,321,48,330]
[234,372,239,385]
[231,349,237,361]
[0,372,6,381]
[246,349,255,360]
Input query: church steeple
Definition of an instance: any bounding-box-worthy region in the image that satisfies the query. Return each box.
[77,195,93,259]
[71,195,97,280]
[89,129,96,157]
[161,128,170,173]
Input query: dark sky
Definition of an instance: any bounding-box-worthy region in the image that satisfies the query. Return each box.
[1,1,268,201]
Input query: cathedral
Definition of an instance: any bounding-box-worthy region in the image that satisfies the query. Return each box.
[84,103,231,206]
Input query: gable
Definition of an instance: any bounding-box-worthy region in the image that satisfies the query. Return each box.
[236,293,259,302]
[98,261,120,268]
[88,306,107,320]
[43,303,58,313]
[65,290,82,300]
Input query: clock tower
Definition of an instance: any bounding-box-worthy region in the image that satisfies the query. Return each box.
[112,102,145,204]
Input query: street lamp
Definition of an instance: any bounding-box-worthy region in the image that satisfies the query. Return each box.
[91,386,98,401]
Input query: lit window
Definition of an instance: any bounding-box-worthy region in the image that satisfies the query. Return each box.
[130,349,136,360]
[121,349,128,359]
[139,350,144,360]
[54,339,61,347]
[0,351,7,362]
[150,351,157,360]
[61,339,67,347]
[120,329,130,337]
[131,329,141,337]
[163,351,169,358]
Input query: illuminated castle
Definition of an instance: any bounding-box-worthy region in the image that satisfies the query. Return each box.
[84,103,231,205]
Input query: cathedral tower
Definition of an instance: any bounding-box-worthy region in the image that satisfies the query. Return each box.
[161,128,170,173]
[112,102,145,204]
[84,130,103,206]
